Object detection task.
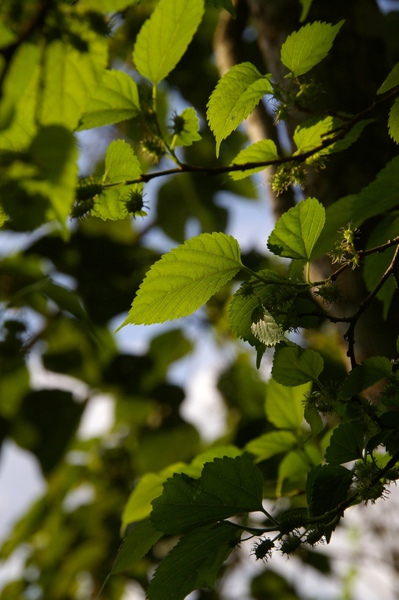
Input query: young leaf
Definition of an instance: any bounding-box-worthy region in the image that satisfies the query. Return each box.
[299,0,313,22]
[377,61,399,94]
[266,379,309,430]
[228,270,291,347]
[304,406,323,436]
[170,107,202,147]
[150,455,264,534]
[325,421,364,465]
[308,464,352,517]
[78,70,140,131]
[340,357,392,399]
[133,0,204,84]
[147,522,240,600]
[111,519,163,575]
[388,97,399,144]
[92,140,142,221]
[230,139,279,180]
[272,346,324,387]
[281,21,344,77]
[207,63,273,157]
[118,232,243,326]
[267,197,325,260]
[246,430,297,462]
[251,308,285,347]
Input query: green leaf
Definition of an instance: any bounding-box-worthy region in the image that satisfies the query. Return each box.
[78,70,140,131]
[92,140,142,221]
[207,63,273,157]
[388,97,399,144]
[308,464,352,517]
[304,406,323,436]
[229,271,290,347]
[294,116,372,156]
[363,215,399,318]
[170,107,202,147]
[150,455,264,534]
[230,139,279,180]
[133,0,204,84]
[266,378,309,429]
[111,519,163,575]
[24,126,77,232]
[251,308,285,347]
[267,197,325,260]
[325,421,364,465]
[272,346,324,387]
[118,232,242,326]
[377,61,399,94]
[340,357,392,399]
[205,0,236,18]
[121,446,241,529]
[39,39,106,130]
[299,0,314,22]
[246,430,298,462]
[281,21,344,77]
[147,523,240,600]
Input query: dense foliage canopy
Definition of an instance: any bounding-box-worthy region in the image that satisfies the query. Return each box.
[1,0,399,598]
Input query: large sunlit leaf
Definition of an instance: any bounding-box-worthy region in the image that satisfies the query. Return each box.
[267,197,325,260]
[272,346,324,387]
[294,116,372,156]
[207,63,273,157]
[78,70,140,131]
[150,455,264,534]
[281,20,344,77]
[39,39,106,130]
[147,523,240,600]
[133,0,204,84]
[118,232,243,326]
[230,139,279,180]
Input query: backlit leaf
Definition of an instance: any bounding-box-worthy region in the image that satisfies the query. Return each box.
[377,61,399,94]
[150,455,263,534]
[118,232,243,326]
[78,70,140,131]
[281,21,344,77]
[266,378,309,429]
[111,519,162,575]
[207,63,273,157]
[388,97,399,144]
[92,140,142,221]
[267,197,325,260]
[308,464,352,517]
[147,523,240,600]
[246,430,297,462]
[170,107,202,147]
[230,139,279,180]
[325,421,364,465]
[272,346,324,387]
[133,0,204,84]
